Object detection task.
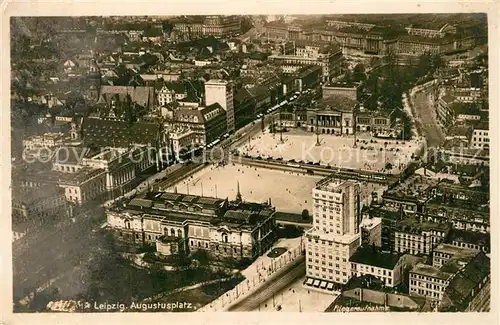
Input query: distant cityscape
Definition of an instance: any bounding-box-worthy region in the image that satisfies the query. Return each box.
[10,14,489,313]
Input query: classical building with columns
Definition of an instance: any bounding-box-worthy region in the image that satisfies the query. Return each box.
[106,191,277,261]
[52,145,155,203]
[279,95,357,135]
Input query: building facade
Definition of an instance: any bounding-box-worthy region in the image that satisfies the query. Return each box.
[106,192,277,261]
[350,245,405,287]
[304,180,362,290]
[205,79,235,132]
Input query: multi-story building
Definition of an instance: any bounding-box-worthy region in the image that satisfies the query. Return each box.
[169,102,228,147]
[172,17,204,41]
[355,110,394,136]
[263,21,303,41]
[106,191,277,260]
[157,83,187,106]
[304,180,362,291]
[306,96,357,135]
[350,245,405,287]
[409,249,490,311]
[322,82,359,101]
[439,251,490,311]
[52,145,155,200]
[360,217,382,247]
[382,175,438,214]
[172,15,242,40]
[436,94,456,130]
[168,127,200,162]
[409,263,453,301]
[447,228,490,254]
[12,184,68,223]
[205,79,235,132]
[58,167,107,205]
[269,42,343,82]
[22,132,65,151]
[432,243,477,268]
[394,217,451,256]
[82,147,154,198]
[405,23,456,38]
[470,122,489,149]
[202,16,241,37]
[423,201,490,234]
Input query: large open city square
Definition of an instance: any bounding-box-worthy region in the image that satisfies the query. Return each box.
[165,163,323,214]
[237,129,425,174]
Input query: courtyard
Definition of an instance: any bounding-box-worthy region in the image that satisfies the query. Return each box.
[237,129,425,174]
[168,164,323,214]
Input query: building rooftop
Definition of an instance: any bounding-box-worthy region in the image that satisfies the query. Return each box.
[114,192,275,230]
[315,179,359,193]
[448,229,490,248]
[12,184,65,205]
[399,217,451,234]
[410,263,452,280]
[350,245,402,270]
[383,175,437,202]
[306,227,361,244]
[441,252,490,311]
[82,118,161,148]
[314,95,357,113]
[97,85,156,108]
[434,243,477,256]
[58,167,106,186]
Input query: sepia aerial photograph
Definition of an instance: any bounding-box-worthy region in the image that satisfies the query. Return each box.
[9,12,490,313]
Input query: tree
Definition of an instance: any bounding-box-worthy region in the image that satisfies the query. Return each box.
[191,249,211,267]
[301,209,310,221]
[353,63,366,82]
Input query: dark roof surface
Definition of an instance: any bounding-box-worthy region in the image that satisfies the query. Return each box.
[441,252,490,311]
[82,118,161,147]
[349,245,402,269]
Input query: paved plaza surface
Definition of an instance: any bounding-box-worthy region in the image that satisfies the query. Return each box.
[240,237,303,280]
[237,129,425,174]
[168,164,323,214]
[253,274,338,312]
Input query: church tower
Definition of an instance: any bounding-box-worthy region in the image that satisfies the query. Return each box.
[235,181,242,203]
[87,57,101,102]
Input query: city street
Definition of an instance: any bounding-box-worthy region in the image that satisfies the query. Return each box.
[228,259,306,311]
[410,87,445,148]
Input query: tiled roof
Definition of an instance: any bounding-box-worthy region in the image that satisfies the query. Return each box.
[98,85,155,107]
[441,252,490,311]
[448,229,490,248]
[316,95,357,112]
[81,118,161,148]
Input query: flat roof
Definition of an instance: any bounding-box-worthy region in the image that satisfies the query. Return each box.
[411,263,452,280]
[434,243,476,256]
[350,245,402,270]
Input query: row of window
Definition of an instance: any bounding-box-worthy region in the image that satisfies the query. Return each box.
[410,287,442,298]
[410,273,447,284]
[410,280,444,291]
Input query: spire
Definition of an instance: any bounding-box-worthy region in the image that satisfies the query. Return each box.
[236,181,242,202]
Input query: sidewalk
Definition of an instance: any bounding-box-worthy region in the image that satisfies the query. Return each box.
[197,237,305,312]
